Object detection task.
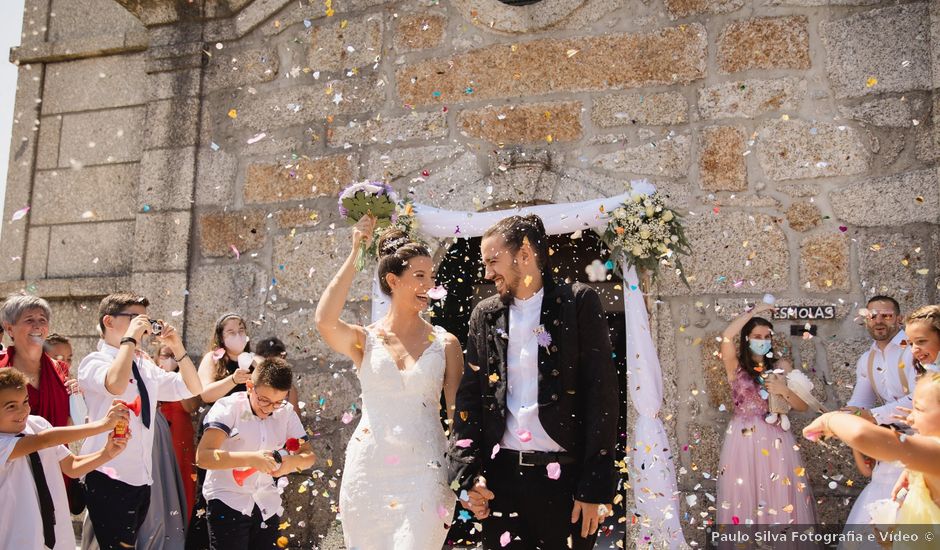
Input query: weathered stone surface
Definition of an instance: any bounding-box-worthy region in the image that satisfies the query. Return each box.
[406,152,487,210]
[820,3,931,98]
[767,0,879,5]
[36,116,62,170]
[592,91,688,127]
[328,111,447,147]
[275,207,323,229]
[699,126,746,191]
[195,150,238,206]
[915,121,940,164]
[244,154,356,204]
[756,120,869,181]
[43,54,147,114]
[858,231,938,314]
[826,336,875,405]
[24,227,50,280]
[838,97,916,128]
[144,98,200,149]
[139,147,196,212]
[198,210,266,258]
[272,228,372,302]
[184,263,269,354]
[717,16,810,74]
[129,271,188,331]
[785,200,821,232]
[364,145,464,181]
[800,233,849,291]
[204,46,279,91]
[665,0,743,18]
[46,297,100,337]
[457,101,582,144]
[594,134,690,178]
[698,78,805,120]
[31,165,138,225]
[830,169,939,227]
[396,24,706,106]
[47,221,135,277]
[58,107,145,167]
[217,77,385,132]
[394,13,446,52]
[47,0,143,41]
[307,14,383,72]
[148,69,201,101]
[659,211,789,295]
[133,212,192,272]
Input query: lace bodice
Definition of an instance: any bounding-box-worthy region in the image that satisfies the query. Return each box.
[730,367,768,418]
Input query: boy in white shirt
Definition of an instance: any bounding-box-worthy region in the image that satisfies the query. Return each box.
[78,292,203,549]
[0,368,129,550]
[197,357,315,550]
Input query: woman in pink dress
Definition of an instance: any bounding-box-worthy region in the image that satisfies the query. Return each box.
[717,302,816,527]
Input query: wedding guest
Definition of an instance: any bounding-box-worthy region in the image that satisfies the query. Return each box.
[0,368,130,550]
[841,296,917,525]
[44,333,73,380]
[715,302,816,526]
[196,357,315,550]
[906,305,940,373]
[448,215,619,548]
[78,292,201,549]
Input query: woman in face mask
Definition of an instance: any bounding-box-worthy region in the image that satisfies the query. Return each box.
[714,302,817,532]
[186,313,252,549]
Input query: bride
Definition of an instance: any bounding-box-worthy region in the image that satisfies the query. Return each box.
[315,215,462,549]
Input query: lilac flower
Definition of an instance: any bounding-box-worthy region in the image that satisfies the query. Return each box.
[534,325,552,351]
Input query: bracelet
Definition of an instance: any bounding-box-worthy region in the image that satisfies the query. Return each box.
[120,336,137,347]
[174,352,187,362]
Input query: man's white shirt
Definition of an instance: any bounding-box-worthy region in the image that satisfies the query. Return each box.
[500,288,564,452]
[847,330,917,425]
[78,340,194,486]
[202,392,306,520]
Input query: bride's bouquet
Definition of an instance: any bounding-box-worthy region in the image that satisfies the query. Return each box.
[338,181,400,271]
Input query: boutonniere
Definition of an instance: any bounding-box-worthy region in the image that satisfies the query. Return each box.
[495,327,508,340]
[534,325,552,353]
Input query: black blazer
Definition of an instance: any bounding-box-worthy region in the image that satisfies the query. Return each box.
[446,278,619,504]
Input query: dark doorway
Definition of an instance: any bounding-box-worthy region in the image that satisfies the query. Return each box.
[434,231,628,548]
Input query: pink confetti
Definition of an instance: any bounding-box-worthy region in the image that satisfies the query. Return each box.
[490,443,500,459]
[341,411,354,424]
[231,244,241,259]
[212,348,226,361]
[437,504,449,519]
[11,206,29,222]
[427,286,448,300]
[518,430,532,443]
[546,462,561,480]
[838,225,848,232]
[500,531,511,547]
[732,515,740,525]
[455,439,473,448]
[385,455,400,465]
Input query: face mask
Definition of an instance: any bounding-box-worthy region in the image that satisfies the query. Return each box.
[748,339,772,357]
[224,333,248,353]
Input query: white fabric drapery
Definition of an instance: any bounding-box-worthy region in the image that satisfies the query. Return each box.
[369,188,687,548]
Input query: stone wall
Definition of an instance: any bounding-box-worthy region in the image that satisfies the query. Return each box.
[1,0,938,547]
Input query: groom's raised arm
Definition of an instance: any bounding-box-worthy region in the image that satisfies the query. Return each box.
[447,306,485,494]
[574,285,619,504]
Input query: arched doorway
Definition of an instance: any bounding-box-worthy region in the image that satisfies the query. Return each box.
[432,230,629,547]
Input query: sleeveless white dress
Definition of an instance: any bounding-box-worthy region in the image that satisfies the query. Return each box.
[339,325,456,550]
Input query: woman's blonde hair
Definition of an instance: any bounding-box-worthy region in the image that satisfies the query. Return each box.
[907,305,940,374]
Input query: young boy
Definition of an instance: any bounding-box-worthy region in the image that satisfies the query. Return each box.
[196,357,315,550]
[43,334,73,380]
[0,368,129,549]
[78,292,203,549]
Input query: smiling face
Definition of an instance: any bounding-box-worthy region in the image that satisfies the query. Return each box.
[3,307,50,353]
[46,342,72,365]
[906,320,940,367]
[386,255,436,313]
[0,386,30,434]
[907,376,940,437]
[247,381,290,419]
[480,235,526,303]
[864,299,901,343]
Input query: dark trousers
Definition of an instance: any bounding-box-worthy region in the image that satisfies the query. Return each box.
[480,453,599,550]
[206,499,278,550]
[84,470,152,550]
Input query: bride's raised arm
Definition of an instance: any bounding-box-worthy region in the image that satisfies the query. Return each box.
[314,215,375,365]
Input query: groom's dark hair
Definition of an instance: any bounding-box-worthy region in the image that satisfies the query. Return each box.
[483,214,550,272]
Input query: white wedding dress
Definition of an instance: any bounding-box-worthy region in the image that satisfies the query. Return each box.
[340,325,456,550]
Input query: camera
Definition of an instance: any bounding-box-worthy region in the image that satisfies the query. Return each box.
[150,320,164,335]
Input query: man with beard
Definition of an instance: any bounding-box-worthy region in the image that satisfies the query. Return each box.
[447,214,618,549]
[842,295,917,526]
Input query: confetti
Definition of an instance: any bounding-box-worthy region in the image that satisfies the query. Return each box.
[866,76,878,88]
[227,109,237,119]
[10,206,29,222]
[546,462,561,480]
[500,531,512,547]
[455,439,473,448]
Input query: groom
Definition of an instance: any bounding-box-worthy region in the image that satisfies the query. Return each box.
[447,214,618,549]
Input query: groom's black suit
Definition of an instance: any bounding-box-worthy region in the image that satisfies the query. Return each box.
[447,277,618,548]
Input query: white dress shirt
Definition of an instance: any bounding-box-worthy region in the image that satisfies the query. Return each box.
[202,392,307,520]
[0,416,76,550]
[78,340,194,486]
[500,288,564,452]
[847,330,916,425]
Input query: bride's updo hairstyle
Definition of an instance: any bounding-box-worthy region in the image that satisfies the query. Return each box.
[376,228,432,296]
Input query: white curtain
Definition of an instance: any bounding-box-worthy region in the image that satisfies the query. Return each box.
[369,188,686,548]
